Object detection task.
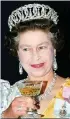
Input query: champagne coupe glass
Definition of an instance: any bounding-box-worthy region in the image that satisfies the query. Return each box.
[17,80,42,118]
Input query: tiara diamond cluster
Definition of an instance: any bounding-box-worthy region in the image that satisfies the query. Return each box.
[8,3,59,31]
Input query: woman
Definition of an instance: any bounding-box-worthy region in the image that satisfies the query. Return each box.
[1,3,70,118]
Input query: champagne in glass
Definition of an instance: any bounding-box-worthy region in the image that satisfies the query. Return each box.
[17,80,42,118]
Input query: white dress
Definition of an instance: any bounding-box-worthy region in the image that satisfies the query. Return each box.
[0,79,22,118]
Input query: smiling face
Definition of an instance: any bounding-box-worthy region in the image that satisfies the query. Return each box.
[17,30,55,77]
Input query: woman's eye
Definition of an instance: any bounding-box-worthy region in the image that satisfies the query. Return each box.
[23,48,29,51]
[39,46,47,49]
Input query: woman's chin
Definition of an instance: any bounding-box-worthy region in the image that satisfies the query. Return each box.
[30,71,46,78]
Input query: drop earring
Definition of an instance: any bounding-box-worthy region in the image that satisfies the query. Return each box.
[53,55,58,71]
[19,62,23,75]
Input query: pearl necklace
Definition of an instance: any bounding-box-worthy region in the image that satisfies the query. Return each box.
[39,72,57,101]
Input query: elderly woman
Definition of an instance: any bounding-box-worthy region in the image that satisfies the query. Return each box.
[0,3,70,118]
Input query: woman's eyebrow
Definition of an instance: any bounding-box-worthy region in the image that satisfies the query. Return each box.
[19,42,49,48]
[19,44,31,47]
[38,42,49,46]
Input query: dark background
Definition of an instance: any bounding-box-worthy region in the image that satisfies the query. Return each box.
[1,1,70,85]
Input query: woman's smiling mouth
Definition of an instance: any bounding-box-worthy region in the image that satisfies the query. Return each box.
[31,63,45,68]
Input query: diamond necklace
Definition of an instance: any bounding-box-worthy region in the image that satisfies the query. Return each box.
[39,72,57,101]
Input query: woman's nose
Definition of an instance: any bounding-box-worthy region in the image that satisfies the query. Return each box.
[32,49,40,61]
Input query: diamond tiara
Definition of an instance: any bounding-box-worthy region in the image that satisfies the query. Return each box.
[8,3,59,31]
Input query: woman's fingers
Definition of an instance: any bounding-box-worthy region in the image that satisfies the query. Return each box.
[11,96,36,115]
[3,96,38,118]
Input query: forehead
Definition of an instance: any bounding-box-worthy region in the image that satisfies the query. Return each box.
[18,30,52,46]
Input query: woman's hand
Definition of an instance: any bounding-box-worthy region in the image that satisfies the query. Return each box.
[2,96,36,118]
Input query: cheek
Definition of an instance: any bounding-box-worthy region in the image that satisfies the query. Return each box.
[18,50,31,63]
[40,48,54,61]
[47,49,54,65]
